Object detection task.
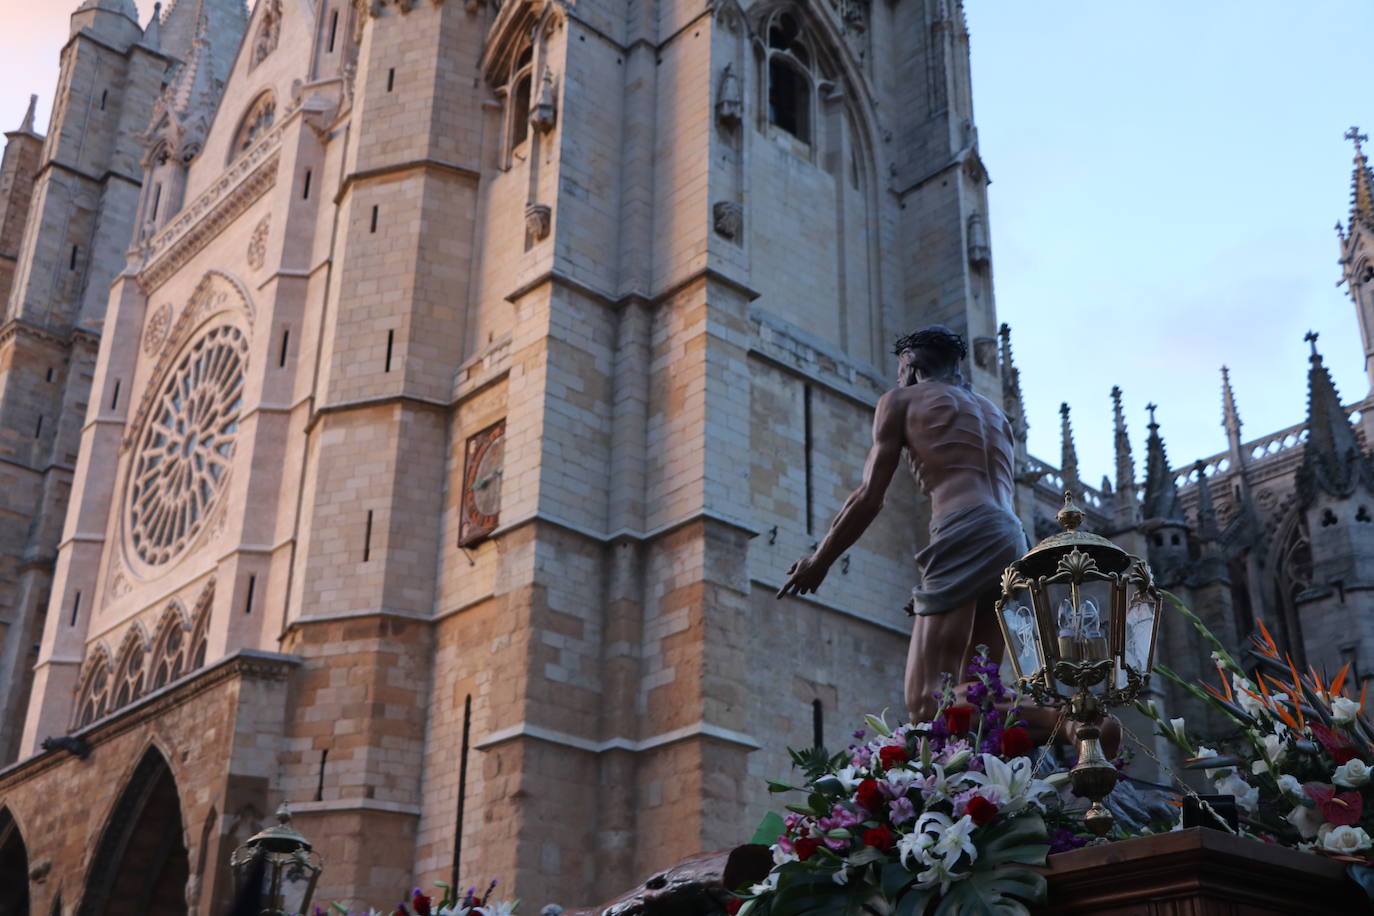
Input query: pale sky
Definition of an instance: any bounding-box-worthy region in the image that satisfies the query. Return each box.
[1,1,1371,485]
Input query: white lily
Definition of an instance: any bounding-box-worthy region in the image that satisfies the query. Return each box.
[965,753,1055,812]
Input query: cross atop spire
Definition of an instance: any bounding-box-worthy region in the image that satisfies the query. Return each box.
[1305,329,1320,357]
[1146,402,1158,427]
[1348,126,1368,159]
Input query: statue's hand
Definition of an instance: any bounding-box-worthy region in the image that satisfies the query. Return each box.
[777,555,829,598]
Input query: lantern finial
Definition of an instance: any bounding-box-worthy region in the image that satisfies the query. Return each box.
[1057,490,1084,532]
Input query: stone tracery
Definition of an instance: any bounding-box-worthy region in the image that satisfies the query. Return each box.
[230,92,276,162]
[127,325,248,568]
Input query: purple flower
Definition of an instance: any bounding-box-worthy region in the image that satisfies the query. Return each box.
[853,729,867,740]
[889,796,917,825]
[1048,828,1089,854]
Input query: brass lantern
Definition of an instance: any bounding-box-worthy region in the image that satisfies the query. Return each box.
[230,805,323,916]
[995,492,1163,835]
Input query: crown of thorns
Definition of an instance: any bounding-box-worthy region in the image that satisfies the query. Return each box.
[892,326,968,362]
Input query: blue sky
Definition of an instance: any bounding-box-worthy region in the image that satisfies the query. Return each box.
[1,1,1371,484]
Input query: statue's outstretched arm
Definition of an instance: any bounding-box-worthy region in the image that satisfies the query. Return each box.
[777,390,906,598]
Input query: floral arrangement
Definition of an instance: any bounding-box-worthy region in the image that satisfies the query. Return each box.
[1139,599,1374,900]
[324,880,516,916]
[736,650,1065,916]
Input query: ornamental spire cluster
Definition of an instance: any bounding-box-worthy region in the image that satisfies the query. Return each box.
[1141,403,1185,524]
[1347,126,1374,231]
[998,323,1028,442]
[1297,330,1370,503]
[1059,402,1079,496]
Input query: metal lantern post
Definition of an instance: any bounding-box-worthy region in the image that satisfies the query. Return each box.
[995,492,1164,836]
[230,805,324,916]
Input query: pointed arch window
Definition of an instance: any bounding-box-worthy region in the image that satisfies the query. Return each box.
[499,46,535,167]
[149,605,190,691]
[230,92,277,162]
[74,648,113,729]
[111,630,150,711]
[764,11,816,145]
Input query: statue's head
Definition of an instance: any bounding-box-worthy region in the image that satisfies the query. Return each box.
[893,325,967,387]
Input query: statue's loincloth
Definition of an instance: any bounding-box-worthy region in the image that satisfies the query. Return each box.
[908,503,1027,616]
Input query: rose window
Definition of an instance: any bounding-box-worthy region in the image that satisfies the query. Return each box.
[128,325,248,566]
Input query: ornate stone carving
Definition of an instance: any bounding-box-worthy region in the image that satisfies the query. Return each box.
[247,216,270,271]
[967,212,990,267]
[530,68,558,133]
[143,302,173,356]
[716,64,742,127]
[127,324,249,568]
[525,203,552,241]
[830,0,867,34]
[251,0,283,69]
[713,201,743,240]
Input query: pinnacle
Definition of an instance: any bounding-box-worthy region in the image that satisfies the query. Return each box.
[1346,126,1374,229]
[17,95,38,134]
[1141,404,1184,524]
[1059,401,1079,492]
[1299,330,1362,499]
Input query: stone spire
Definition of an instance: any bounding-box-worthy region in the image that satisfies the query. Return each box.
[998,323,1028,441]
[1193,461,1222,542]
[77,0,141,19]
[1141,403,1185,523]
[1059,402,1080,496]
[1297,330,1368,503]
[1111,385,1139,527]
[1348,127,1374,231]
[141,2,163,50]
[159,0,249,70]
[145,7,220,161]
[1220,365,1242,448]
[17,96,38,135]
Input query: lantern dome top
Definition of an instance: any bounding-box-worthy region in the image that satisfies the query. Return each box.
[244,804,312,854]
[1020,491,1132,577]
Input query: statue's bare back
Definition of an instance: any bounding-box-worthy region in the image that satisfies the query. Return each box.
[897,381,1017,518]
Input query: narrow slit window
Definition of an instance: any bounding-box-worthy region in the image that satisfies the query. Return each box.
[812,698,824,749]
[363,510,373,561]
[110,379,121,410]
[45,367,53,383]
[384,329,395,372]
[150,184,163,222]
[244,574,256,615]
[388,68,396,93]
[100,90,107,111]
[803,384,814,535]
[69,245,79,270]
[316,748,328,801]
[370,205,379,233]
[328,10,340,53]
[303,169,312,200]
[279,328,291,367]
[69,590,82,626]
[451,694,472,888]
[34,415,43,438]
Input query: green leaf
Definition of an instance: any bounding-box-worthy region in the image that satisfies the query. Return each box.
[1349,864,1374,904]
[845,847,884,867]
[880,861,915,898]
[892,886,934,916]
[785,804,816,816]
[751,811,787,846]
[813,775,845,796]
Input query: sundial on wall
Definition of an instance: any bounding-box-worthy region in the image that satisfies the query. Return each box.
[459,420,505,547]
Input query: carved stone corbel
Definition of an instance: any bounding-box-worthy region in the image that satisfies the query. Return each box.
[713,201,743,240]
[530,68,558,133]
[525,203,552,241]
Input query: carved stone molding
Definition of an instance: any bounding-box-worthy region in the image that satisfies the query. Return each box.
[713,201,743,240]
[716,64,742,127]
[137,113,291,293]
[525,203,552,241]
[530,68,558,133]
[247,216,270,271]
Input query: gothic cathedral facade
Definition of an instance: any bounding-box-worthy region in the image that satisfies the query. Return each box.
[0,0,1000,912]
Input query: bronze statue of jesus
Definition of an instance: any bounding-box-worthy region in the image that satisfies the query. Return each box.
[777,326,1026,723]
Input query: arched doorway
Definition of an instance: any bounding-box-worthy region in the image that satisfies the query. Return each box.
[0,807,31,916]
[79,749,190,916]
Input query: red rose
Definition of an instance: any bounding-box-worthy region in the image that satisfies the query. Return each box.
[856,778,884,814]
[966,796,1000,826]
[726,898,744,915]
[862,823,895,851]
[1307,783,1364,827]
[413,893,432,916]
[878,745,909,769]
[795,836,821,861]
[944,705,974,735]
[1000,726,1034,758]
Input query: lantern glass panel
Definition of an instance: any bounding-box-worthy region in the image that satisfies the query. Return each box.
[1001,599,1040,679]
[1124,597,1156,673]
[1054,580,1113,663]
[279,854,319,916]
